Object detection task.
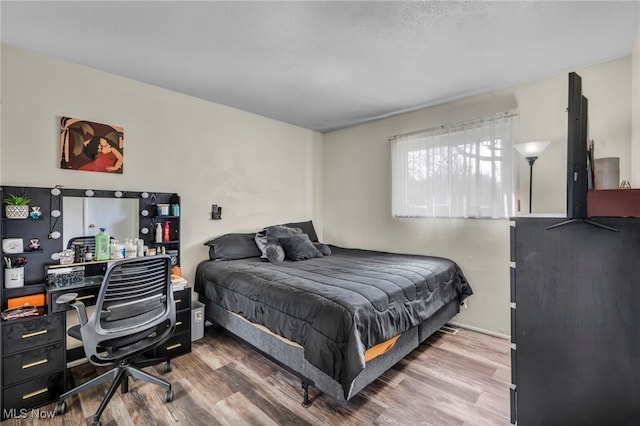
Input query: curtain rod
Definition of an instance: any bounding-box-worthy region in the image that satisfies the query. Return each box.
[388,111,518,141]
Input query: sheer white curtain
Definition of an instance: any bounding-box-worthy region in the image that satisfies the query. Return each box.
[391,113,518,219]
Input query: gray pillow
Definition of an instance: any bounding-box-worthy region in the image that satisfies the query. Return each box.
[204,233,262,260]
[313,242,332,256]
[279,234,323,261]
[265,243,286,263]
[256,225,304,261]
[254,229,268,258]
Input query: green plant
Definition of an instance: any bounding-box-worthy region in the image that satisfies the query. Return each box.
[2,194,31,206]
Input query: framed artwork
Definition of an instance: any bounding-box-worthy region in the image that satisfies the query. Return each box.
[60,117,124,174]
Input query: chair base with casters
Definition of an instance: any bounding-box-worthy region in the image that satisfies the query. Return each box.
[55,357,173,426]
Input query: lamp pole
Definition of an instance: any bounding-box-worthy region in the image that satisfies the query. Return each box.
[513,141,552,215]
[526,157,538,214]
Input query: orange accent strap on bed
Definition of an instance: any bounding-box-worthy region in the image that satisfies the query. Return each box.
[364,334,401,362]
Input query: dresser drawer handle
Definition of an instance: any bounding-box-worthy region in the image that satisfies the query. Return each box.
[22,388,48,400]
[22,330,48,339]
[174,299,182,304]
[23,358,48,369]
[75,295,95,301]
[176,321,183,326]
[166,343,182,351]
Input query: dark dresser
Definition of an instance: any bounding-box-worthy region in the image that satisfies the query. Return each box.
[510,216,640,425]
[1,313,66,416]
[152,286,192,365]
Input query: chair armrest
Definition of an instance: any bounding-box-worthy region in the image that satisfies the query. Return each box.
[56,292,88,326]
[55,293,78,304]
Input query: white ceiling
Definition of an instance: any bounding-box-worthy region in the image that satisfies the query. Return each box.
[1,1,639,133]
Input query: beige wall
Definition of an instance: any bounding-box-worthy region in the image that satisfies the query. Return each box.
[0,45,322,286]
[1,44,633,337]
[323,57,632,336]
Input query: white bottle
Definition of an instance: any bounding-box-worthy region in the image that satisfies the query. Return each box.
[135,238,144,257]
[110,240,124,259]
[124,239,137,258]
[155,223,163,244]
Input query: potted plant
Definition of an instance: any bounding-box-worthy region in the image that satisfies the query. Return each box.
[3,194,31,219]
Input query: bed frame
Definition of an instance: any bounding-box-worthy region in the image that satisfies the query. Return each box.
[199,295,461,406]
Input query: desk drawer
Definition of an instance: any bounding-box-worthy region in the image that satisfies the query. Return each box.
[156,331,191,359]
[175,309,190,334]
[49,287,99,314]
[3,315,64,355]
[173,288,191,312]
[3,371,64,415]
[3,342,65,386]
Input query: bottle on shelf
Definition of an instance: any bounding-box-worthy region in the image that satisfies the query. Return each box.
[135,238,144,257]
[163,221,170,243]
[110,240,124,259]
[124,239,137,258]
[155,222,163,244]
[95,228,110,261]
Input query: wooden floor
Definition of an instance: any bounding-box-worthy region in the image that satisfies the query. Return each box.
[5,326,511,425]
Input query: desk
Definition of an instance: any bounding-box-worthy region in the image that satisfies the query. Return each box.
[1,275,191,419]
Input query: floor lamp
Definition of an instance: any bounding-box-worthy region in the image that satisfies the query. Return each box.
[514,141,551,213]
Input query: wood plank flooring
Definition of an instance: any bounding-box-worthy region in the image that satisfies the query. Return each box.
[4,326,511,425]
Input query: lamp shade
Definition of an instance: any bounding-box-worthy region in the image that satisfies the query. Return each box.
[514,141,551,158]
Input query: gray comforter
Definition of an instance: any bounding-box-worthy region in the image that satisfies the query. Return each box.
[195,246,472,397]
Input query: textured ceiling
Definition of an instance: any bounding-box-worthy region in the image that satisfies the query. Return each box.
[2,1,639,132]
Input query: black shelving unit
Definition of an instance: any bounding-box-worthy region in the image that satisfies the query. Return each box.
[139,194,181,267]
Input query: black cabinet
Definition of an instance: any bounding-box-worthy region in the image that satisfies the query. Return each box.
[510,217,640,425]
[1,313,66,417]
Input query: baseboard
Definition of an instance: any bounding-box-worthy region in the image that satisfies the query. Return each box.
[447,321,510,340]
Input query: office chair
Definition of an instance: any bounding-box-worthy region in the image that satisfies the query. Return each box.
[55,255,176,426]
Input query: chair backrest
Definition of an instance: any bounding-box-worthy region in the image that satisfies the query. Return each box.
[81,255,175,366]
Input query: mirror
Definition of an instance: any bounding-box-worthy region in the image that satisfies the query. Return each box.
[62,196,139,248]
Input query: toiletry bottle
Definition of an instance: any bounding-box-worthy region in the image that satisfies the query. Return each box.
[95,228,110,261]
[110,240,124,259]
[124,239,137,258]
[163,221,170,242]
[155,223,163,244]
[135,238,144,257]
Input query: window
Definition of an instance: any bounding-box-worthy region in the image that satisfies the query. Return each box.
[391,112,518,219]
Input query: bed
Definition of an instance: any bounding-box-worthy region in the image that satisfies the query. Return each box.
[194,221,473,405]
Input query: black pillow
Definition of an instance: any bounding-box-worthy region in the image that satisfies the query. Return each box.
[281,220,319,242]
[204,233,262,260]
[279,234,323,261]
